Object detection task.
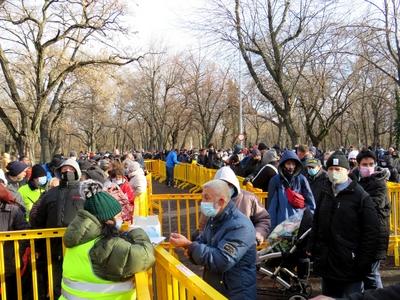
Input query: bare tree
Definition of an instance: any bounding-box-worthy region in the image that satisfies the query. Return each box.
[0,0,141,161]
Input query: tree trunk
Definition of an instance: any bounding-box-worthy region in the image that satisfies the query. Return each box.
[40,119,52,163]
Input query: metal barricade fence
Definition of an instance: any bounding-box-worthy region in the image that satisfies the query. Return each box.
[145,159,400,265]
[0,228,225,300]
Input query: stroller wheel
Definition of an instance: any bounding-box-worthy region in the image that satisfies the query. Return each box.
[288,293,308,300]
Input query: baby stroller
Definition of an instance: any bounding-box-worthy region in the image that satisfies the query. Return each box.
[257,209,313,300]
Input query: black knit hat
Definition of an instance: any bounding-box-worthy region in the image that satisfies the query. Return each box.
[6,161,28,176]
[356,150,377,164]
[31,164,46,179]
[258,142,268,151]
[326,150,350,170]
[82,166,107,184]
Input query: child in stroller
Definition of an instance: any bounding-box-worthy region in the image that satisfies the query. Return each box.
[257,208,313,300]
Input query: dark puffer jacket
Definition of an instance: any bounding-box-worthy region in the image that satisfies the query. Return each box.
[309,179,379,281]
[352,167,390,260]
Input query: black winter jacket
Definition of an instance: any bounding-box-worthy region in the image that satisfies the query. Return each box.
[305,169,329,206]
[0,201,30,275]
[30,180,84,258]
[309,179,379,282]
[353,168,390,260]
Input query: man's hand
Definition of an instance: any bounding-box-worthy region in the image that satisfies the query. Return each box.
[170,233,192,248]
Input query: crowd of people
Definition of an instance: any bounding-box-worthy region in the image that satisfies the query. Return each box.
[0,150,152,299]
[167,142,398,299]
[0,142,399,299]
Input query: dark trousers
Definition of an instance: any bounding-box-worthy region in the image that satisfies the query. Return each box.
[322,278,363,298]
[363,260,383,290]
[166,166,174,186]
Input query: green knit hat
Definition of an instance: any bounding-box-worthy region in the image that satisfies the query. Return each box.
[84,191,122,222]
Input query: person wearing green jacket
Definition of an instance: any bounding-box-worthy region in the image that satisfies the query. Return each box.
[60,180,155,300]
[18,164,47,220]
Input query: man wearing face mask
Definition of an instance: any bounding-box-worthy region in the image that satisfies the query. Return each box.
[18,164,47,221]
[305,158,328,206]
[351,150,390,291]
[170,179,256,300]
[5,160,28,213]
[30,158,85,299]
[267,150,316,230]
[307,151,379,298]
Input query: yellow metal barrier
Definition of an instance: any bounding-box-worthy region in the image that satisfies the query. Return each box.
[154,246,227,300]
[0,228,225,299]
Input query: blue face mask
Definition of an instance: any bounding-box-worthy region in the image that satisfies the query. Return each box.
[307,168,319,177]
[200,202,218,217]
[230,187,236,198]
[38,176,47,186]
[115,219,123,231]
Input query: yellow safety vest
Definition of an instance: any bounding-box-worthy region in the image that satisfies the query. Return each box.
[60,239,136,300]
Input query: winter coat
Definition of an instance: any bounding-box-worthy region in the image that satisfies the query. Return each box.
[309,179,379,282]
[305,169,329,207]
[233,190,271,238]
[251,164,278,193]
[0,184,30,276]
[63,209,155,281]
[128,168,147,195]
[241,158,262,177]
[352,167,390,260]
[117,180,135,203]
[166,151,179,168]
[18,182,46,220]
[189,200,256,300]
[267,150,316,229]
[5,175,26,213]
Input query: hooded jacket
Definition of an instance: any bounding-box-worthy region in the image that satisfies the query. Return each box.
[267,150,316,229]
[213,166,271,238]
[64,209,155,281]
[31,159,84,230]
[188,200,256,300]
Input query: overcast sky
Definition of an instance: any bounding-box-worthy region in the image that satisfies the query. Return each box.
[126,0,204,52]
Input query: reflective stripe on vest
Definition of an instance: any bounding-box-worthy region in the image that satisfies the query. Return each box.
[62,278,134,293]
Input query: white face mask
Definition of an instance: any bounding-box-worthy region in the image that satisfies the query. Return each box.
[328,170,348,185]
[113,178,123,185]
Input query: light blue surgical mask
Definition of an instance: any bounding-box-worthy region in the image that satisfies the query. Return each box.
[115,219,123,231]
[307,168,318,177]
[230,187,236,198]
[38,176,47,186]
[200,202,218,217]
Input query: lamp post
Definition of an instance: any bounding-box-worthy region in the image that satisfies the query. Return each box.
[238,50,244,146]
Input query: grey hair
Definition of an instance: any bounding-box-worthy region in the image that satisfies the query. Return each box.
[202,179,230,203]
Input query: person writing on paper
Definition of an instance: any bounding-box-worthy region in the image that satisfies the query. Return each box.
[60,180,155,300]
[170,179,256,300]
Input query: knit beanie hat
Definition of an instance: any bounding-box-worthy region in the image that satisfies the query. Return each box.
[82,166,107,184]
[326,150,350,170]
[356,150,377,164]
[31,164,46,179]
[82,180,121,222]
[258,142,268,151]
[6,161,28,176]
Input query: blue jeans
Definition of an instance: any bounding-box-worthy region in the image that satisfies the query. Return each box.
[166,166,174,186]
[363,260,383,290]
[322,278,363,298]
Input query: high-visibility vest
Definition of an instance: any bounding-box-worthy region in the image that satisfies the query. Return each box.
[60,239,136,300]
